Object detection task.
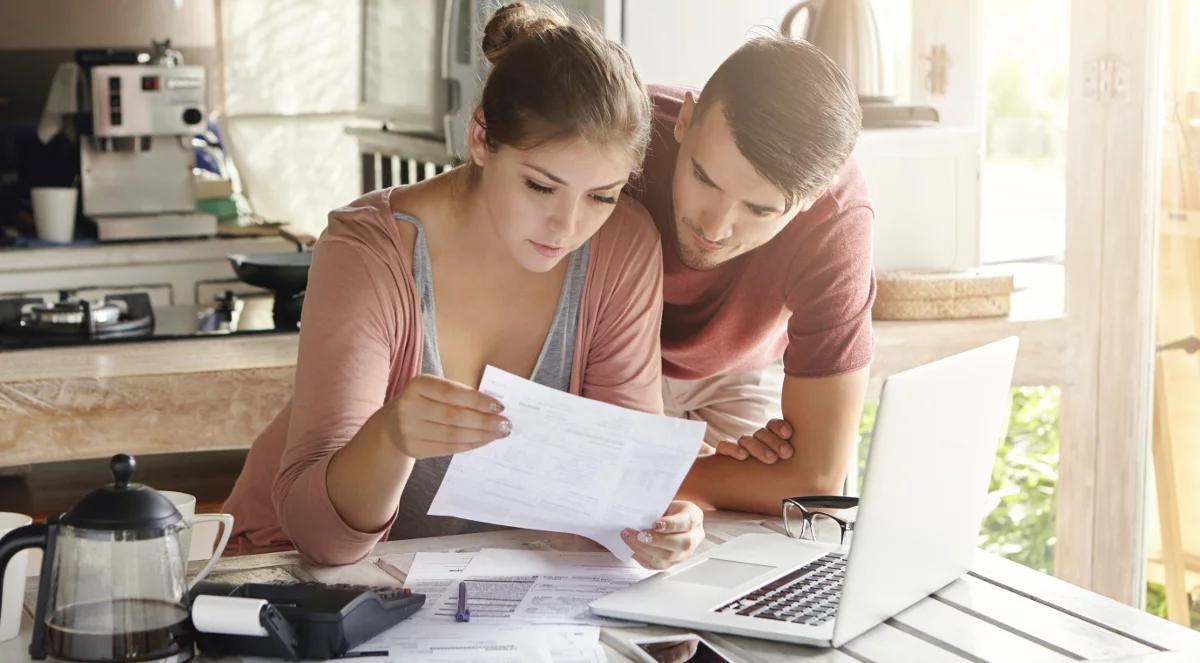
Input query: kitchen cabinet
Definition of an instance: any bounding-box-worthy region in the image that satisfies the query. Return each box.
[854,126,982,272]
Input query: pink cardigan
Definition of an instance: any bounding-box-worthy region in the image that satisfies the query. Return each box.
[222,187,665,564]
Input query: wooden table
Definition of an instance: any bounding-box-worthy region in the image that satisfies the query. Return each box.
[6,511,1200,662]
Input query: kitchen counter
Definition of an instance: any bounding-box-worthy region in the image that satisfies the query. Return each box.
[0,234,294,272]
[0,334,298,467]
[2,332,297,381]
[0,262,1072,468]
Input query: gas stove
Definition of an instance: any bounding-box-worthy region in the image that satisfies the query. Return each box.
[0,290,288,350]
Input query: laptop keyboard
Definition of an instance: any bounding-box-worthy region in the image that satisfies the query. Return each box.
[714,552,847,626]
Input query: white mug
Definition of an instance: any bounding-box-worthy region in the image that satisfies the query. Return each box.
[30,187,77,243]
[0,512,33,642]
[157,491,233,588]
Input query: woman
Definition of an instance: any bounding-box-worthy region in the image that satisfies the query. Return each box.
[222,3,704,570]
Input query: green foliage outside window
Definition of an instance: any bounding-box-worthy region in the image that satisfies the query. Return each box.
[858,386,1199,629]
[856,386,1060,573]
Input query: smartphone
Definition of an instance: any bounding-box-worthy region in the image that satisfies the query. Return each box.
[626,634,736,663]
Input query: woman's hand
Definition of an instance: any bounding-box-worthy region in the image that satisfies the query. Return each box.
[389,374,511,459]
[622,500,705,570]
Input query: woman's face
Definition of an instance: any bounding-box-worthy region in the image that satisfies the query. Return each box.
[469,126,633,273]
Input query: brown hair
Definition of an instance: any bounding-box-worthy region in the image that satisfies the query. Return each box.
[474,2,650,172]
[695,37,862,208]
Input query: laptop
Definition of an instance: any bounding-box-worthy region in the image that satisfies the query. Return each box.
[590,337,1019,647]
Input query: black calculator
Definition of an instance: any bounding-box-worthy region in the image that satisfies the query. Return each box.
[190,580,425,660]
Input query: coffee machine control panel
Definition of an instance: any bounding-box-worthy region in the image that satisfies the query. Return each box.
[90,64,206,137]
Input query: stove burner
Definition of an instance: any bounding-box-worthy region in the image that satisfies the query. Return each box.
[28,297,122,326]
[0,291,155,341]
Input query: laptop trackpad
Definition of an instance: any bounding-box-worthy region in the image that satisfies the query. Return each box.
[670,559,775,588]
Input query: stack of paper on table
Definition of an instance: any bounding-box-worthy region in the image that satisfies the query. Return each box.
[351,549,657,661]
[429,366,707,559]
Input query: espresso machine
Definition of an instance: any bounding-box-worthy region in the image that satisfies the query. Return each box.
[76,48,216,240]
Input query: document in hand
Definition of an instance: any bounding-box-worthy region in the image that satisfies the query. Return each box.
[428,366,706,559]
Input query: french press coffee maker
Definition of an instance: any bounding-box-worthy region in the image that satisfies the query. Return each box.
[0,454,220,662]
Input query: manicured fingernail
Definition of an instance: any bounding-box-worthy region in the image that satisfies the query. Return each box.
[780,446,792,459]
[637,531,653,545]
[782,424,792,436]
[765,452,777,463]
[653,520,666,532]
[498,419,512,435]
[482,390,504,412]
[738,450,748,460]
[622,528,637,538]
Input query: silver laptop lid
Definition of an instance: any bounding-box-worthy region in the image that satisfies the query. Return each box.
[832,337,1019,646]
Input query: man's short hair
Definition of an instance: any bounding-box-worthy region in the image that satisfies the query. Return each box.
[695,37,862,209]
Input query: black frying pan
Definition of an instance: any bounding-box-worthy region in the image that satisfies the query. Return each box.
[227,225,317,330]
[227,225,316,294]
[227,251,311,293]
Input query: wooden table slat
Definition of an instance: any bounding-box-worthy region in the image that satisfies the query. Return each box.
[935,574,1161,660]
[970,553,1200,653]
[890,595,1076,661]
[702,630,862,663]
[841,621,973,663]
[1084,653,1200,663]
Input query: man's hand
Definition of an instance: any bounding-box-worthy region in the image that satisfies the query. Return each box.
[714,418,795,464]
[679,369,869,515]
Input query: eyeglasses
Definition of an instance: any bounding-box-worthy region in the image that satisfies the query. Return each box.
[782,495,859,545]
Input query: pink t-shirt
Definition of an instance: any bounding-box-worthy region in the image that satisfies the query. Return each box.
[630,84,876,381]
[221,188,665,563]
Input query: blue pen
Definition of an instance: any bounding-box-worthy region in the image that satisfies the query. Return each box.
[455,581,470,622]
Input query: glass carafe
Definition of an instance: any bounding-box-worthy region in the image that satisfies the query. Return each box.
[0,454,201,662]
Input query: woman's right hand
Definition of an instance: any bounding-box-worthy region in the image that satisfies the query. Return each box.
[390,374,511,459]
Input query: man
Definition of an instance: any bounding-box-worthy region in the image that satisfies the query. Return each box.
[631,37,874,516]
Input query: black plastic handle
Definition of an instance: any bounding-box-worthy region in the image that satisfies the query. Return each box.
[111,453,136,489]
[0,523,48,624]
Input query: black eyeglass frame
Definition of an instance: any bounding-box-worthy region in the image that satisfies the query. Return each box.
[782,495,859,544]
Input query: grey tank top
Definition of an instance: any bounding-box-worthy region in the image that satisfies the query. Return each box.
[388,212,589,540]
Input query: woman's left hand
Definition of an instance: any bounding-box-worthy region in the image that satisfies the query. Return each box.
[622,500,705,570]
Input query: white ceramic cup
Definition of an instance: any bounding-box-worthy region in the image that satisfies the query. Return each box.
[0,512,33,642]
[30,187,77,243]
[157,491,233,588]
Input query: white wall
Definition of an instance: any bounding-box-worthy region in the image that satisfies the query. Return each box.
[623,0,801,88]
[217,0,361,234]
[0,0,216,50]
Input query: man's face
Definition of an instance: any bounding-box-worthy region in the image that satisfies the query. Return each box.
[670,96,806,270]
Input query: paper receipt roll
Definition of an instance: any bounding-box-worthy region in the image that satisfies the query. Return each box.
[191,595,270,637]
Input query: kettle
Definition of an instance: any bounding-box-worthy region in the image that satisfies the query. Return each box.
[0,454,226,662]
[781,0,894,103]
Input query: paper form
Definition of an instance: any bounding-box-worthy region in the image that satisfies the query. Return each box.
[428,366,706,559]
[460,549,649,578]
[352,623,601,663]
[463,549,651,626]
[428,577,536,621]
[403,549,646,627]
[351,552,633,661]
[390,552,475,618]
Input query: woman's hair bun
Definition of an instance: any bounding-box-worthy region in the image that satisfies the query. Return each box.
[481,2,568,65]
